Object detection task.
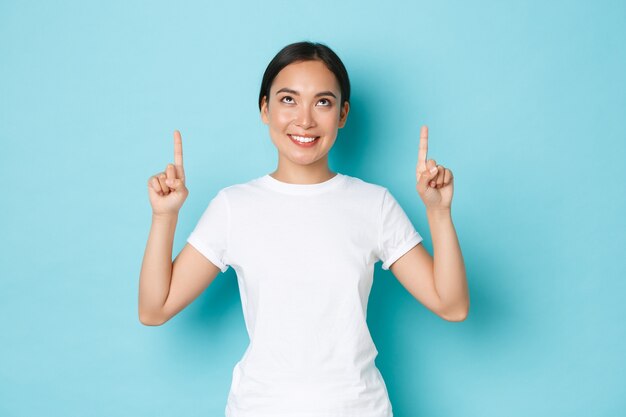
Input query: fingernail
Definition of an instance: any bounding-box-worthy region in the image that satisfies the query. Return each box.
[166,179,173,185]
[430,166,437,173]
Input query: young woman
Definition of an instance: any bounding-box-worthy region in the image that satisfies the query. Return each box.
[139,41,469,417]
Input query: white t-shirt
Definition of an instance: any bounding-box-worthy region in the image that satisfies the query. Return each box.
[187,172,423,417]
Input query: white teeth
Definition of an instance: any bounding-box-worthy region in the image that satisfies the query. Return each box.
[291,135,318,143]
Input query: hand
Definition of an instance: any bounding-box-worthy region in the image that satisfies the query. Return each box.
[415,125,454,211]
[147,130,189,216]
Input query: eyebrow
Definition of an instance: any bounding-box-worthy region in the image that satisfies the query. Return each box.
[275,87,337,99]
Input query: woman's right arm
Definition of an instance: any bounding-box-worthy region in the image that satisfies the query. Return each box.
[138,131,221,326]
[139,213,176,325]
[138,215,221,326]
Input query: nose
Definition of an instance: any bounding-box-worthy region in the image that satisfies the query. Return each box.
[295,105,316,129]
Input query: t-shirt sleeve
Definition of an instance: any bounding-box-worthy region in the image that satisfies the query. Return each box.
[377,188,423,270]
[186,189,230,273]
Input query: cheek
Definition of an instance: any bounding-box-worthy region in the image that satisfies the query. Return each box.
[270,108,295,126]
[319,111,340,127]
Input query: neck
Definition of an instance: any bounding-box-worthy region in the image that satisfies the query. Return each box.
[270,158,336,184]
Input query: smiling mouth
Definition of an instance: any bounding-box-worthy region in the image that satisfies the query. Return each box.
[288,134,320,143]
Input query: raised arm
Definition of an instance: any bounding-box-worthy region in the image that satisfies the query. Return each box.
[138,131,221,326]
[390,125,469,321]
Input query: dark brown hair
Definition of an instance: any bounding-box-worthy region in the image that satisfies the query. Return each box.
[258,41,351,111]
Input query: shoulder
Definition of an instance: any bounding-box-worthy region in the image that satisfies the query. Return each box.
[215,175,266,195]
[342,175,412,217]
[341,174,389,198]
[212,175,276,207]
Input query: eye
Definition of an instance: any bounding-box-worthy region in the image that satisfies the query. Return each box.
[280,96,295,104]
[317,98,332,106]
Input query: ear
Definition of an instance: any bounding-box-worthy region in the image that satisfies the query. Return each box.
[260,96,269,125]
[338,101,350,128]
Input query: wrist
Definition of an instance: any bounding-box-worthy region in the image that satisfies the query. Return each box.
[426,207,452,220]
[152,212,179,222]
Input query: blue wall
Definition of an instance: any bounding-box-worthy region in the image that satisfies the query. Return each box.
[1,1,624,416]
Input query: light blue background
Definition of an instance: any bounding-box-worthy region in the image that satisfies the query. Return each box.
[1,1,624,416]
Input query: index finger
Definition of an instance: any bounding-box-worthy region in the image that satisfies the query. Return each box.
[173,130,184,168]
[417,125,428,169]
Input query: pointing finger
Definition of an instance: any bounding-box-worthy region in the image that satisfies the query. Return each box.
[417,125,428,172]
[173,130,185,179]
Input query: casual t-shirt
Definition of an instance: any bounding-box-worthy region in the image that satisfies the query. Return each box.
[187,172,423,417]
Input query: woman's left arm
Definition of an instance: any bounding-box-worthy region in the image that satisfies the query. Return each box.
[425,207,469,321]
[389,125,469,321]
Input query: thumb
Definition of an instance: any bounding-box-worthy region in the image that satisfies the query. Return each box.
[165,178,185,190]
[417,165,439,192]
[423,165,438,182]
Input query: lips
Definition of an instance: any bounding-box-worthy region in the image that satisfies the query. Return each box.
[288,134,320,146]
[288,134,319,140]
[288,134,320,142]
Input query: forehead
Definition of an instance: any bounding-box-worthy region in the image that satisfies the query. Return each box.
[270,60,340,94]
